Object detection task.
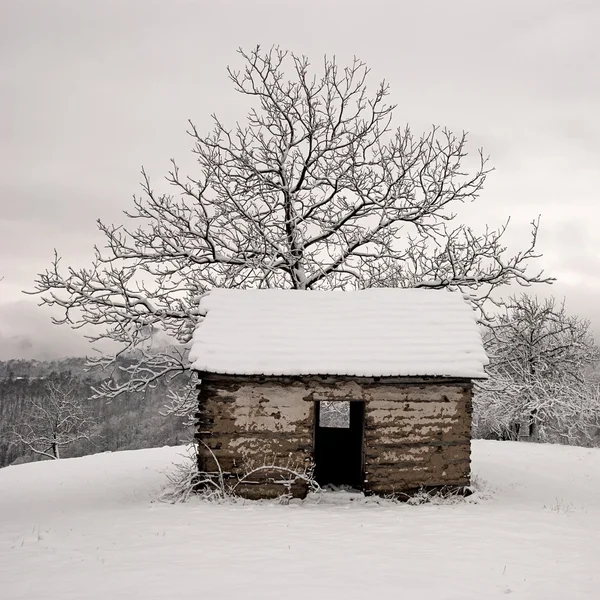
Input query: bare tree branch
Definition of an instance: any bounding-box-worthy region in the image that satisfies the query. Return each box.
[11,377,99,459]
[29,46,552,415]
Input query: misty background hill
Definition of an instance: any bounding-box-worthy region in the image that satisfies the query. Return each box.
[0,356,190,467]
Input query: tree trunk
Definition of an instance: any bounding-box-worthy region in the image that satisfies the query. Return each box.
[52,435,60,459]
[528,409,538,440]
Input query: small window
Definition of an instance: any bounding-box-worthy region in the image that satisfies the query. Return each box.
[319,401,350,428]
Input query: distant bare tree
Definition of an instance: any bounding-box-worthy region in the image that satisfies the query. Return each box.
[12,377,98,460]
[31,46,551,415]
[474,295,600,444]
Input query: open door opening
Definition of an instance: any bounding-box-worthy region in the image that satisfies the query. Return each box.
[314,401,365,489]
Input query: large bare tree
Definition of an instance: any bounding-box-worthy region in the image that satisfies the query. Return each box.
[32,47,550,413]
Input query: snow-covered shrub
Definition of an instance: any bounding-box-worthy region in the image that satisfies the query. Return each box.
[158,446,202,503]
[159,443,320,503]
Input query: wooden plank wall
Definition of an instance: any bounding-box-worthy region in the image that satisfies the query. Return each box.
[196,374,472,498]
[361,383,472,494]
[196,376,315,498]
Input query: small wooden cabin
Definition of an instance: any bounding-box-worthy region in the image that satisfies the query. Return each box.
[190,288,488,499]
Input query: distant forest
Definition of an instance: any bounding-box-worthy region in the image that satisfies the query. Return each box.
[0,358,191,468]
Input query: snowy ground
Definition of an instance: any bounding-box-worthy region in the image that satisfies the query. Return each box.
[1,441,599,600]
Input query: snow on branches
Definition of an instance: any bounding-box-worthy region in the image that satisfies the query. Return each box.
[11,376,98,460]
[31,46,551,410]
[474,295,600,445]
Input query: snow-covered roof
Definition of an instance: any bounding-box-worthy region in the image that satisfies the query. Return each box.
[189,288,488,379]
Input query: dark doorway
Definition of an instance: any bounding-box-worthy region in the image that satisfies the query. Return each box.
[314,401,365,489]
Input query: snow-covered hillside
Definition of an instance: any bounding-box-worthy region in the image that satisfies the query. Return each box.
[1,441,599,600]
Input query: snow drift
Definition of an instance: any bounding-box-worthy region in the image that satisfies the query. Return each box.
[1,441,599,599]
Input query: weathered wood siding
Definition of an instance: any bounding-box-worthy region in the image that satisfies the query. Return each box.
[196,376,315,499]
[195,374,472,498]
[361,382,472,495]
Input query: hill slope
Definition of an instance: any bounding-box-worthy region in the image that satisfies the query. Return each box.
[1,441,599,600]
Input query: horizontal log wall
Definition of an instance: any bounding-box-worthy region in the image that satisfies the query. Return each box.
[362,383,472,494]
[196,377,315,497]
[196,374,473,498]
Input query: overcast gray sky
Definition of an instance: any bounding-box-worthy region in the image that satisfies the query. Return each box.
[1,0,599,360]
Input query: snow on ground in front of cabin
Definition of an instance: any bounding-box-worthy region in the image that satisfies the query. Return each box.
[1,441,599,600]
